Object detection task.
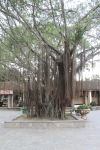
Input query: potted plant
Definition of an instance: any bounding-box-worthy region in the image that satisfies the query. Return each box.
[22,108,27,114]
[76,104,90,120]
[90,101,97,111]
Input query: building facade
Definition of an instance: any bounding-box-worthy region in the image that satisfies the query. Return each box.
[0,82,24,107]
[0,81,100,107]
[74,81,100,105]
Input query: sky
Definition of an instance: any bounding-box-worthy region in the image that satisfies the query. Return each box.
[83,58,100,80]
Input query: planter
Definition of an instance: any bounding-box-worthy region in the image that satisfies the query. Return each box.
[90,101,97,111]
[76,109,90,120]
[22,108,27,114]
[75,109,81,116]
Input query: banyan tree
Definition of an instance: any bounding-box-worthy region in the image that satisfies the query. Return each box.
[0,0,100,118]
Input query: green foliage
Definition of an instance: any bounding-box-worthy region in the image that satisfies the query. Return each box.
[77,104,89,109]
[75,24,84,41]
[66,113,70,116]
[90,101,97,106]
[74,21,91,43]
[69,28,76,46]
[69,22,91,46]
[0,67,20,82]
[1,0,100,75]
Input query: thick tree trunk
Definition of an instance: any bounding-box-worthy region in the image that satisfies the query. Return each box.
[26,60,75,119]
[26,45,76,119]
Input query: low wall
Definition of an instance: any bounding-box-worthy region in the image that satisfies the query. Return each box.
[0,107,21,111]
[4,114,85,128]
[96,106,100,110]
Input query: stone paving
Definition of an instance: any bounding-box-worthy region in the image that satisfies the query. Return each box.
[0,110,100,150]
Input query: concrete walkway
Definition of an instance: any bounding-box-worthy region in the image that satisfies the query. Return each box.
[0,110,100,150]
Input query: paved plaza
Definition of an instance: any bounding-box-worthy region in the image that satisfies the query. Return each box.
[0,110,100,150]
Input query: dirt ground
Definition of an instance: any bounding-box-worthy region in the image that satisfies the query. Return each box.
[13,114,76,121]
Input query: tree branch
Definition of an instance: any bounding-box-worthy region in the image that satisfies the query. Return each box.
[32,2,62,56]
[76,4,100,24]
[49,0,64,38]
[76,51,100,73]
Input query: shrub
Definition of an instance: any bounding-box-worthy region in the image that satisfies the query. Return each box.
[77,104,89,109]
[90,101,97,106]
